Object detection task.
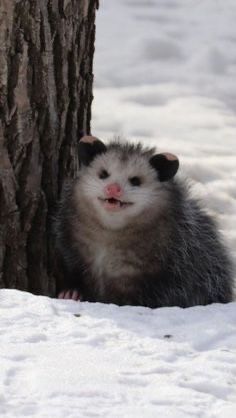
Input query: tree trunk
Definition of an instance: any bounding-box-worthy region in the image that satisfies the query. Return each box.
[0,0,97,296]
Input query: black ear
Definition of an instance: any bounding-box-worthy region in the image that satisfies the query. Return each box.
[149,153,179,182]
[78,135,107,167]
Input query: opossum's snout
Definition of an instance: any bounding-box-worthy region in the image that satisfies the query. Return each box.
[98,182,133,212]
[105,182,122,199]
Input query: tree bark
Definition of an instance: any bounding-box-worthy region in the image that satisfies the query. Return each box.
[0,0,97,296]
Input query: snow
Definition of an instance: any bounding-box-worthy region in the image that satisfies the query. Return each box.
[92,0,236,261]
[1,290,236,418]
[1,0,236,417]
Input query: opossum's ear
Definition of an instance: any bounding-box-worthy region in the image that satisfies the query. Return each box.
[149,153,179,182]
[78,135,107,167]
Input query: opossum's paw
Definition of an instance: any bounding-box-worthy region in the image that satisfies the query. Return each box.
[58,289,81,301]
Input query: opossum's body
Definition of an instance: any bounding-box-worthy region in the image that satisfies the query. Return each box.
[55,137,233,308]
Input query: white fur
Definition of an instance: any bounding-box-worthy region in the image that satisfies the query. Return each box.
[79,150,168,230]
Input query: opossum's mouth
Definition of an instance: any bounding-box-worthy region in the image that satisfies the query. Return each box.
[98,197,133,211]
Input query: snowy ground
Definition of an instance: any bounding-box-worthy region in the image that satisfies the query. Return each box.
[1,1,236,417]
[0,290,236,418]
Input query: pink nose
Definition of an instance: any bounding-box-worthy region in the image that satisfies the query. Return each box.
[104,183,122,198]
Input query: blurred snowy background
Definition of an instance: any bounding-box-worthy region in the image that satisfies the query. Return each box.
[0,1,236,417]
[93,0,236,261]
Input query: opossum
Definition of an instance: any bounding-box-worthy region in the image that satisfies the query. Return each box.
[54,135,233,308]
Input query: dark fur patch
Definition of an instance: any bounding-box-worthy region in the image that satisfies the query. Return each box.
[108,140,155,161]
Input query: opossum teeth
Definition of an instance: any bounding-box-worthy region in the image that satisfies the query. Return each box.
[98,197,132,208]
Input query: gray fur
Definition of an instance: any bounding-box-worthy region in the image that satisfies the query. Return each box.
[54,140,233,308]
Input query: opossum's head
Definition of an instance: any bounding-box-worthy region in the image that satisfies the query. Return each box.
[77,136,179,229]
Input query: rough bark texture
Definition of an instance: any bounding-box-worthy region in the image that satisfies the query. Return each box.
[0,0,97,295]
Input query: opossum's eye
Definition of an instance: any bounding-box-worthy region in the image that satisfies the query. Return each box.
[99,169,110,180]
[129,176,141,186]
